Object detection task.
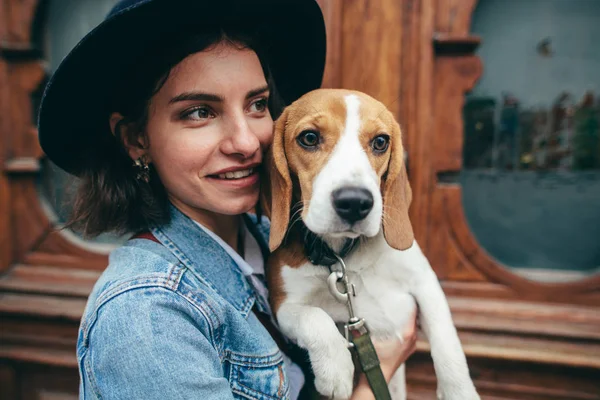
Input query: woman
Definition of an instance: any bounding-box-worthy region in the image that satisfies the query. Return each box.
[37,0,417,398]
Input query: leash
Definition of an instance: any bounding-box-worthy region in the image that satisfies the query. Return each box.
[327,254,392,400]
[301,225,391,398]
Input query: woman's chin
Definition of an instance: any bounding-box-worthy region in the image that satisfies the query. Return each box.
[216,193,259,215]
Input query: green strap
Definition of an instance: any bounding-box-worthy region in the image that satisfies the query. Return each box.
[352,332,392,400]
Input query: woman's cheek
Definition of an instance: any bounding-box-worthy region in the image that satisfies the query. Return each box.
[255,118,274,148]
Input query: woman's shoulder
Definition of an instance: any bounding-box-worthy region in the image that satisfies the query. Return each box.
[80,238,222,341]
[91,238,183,297]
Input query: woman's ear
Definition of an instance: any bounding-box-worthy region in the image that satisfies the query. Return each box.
[109,112,149,161]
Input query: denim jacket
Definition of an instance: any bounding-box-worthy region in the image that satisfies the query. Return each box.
[77,204,311,399]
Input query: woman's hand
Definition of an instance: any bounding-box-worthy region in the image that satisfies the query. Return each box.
[350,310,418,399]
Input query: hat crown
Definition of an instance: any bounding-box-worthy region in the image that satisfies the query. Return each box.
[107,0,150,19]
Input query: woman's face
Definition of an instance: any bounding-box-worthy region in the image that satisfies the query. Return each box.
[134,42,273,222]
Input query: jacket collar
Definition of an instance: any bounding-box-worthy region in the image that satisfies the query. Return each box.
[151,204,261,318]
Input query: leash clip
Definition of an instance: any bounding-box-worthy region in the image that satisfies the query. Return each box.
[328,254,368,348]
[327,254,392,400]
[327,270,355,303]
[344,317,369,348]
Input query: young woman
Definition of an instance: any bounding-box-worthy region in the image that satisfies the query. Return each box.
[37,0,417,398]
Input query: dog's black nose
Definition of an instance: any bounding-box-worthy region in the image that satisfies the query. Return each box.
[332,187,374,223]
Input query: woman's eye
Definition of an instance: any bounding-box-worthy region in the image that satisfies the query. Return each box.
[297,130,320,149]
[183,106,214,121]
[249,98,268,113]
[371,134,390,153]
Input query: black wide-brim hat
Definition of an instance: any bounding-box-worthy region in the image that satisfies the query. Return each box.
[38,0,326,176]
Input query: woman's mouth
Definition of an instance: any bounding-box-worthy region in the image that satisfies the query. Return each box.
[207,165,260,189]
[217,168,255,180]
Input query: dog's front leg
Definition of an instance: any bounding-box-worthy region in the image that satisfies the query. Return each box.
[277,302,355,400]
[406,245,480,400]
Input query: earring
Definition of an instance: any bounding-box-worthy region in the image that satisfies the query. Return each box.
[133,157,150,183]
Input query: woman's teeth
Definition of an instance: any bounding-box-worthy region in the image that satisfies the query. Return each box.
[218,168,254,179]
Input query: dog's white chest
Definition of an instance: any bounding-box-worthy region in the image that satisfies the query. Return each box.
[280,250,417,339]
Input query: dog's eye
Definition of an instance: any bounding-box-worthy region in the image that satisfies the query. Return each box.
[297,130,320,149]
[371,134,390,153]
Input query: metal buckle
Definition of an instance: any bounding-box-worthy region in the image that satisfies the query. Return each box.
[344,318,369,348]
[326,254,370,348]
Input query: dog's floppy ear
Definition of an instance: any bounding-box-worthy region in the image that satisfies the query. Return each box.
[263,108,293,252]
[381,120,414,250]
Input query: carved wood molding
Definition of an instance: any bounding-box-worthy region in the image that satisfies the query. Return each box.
[0,0,109,377]
[441,186,600,304]
[0,10,110,276]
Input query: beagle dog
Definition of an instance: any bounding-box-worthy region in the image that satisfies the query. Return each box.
[261,89,479,400]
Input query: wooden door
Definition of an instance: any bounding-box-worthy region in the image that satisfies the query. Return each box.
[317,0,600,398]
[1,1,121,398]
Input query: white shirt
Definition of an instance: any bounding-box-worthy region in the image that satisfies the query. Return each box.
[193,219,305,399]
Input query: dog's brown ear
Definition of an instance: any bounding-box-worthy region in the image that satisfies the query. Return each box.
[263,108,293,252]
[381,120,414,250]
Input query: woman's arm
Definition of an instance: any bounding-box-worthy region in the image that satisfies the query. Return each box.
[350,311,418,400]
[81,287,235,400]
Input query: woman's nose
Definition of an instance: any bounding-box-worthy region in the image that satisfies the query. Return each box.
[221,115,261,158]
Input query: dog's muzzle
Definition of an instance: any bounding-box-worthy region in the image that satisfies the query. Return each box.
[331,187,374,224]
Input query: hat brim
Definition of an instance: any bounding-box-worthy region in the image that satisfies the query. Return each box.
[38,0,326,175]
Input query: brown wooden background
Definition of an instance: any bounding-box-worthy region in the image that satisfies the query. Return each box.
[1,0,599,399]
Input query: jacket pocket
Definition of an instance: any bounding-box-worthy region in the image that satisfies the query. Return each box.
[227,350,290,400]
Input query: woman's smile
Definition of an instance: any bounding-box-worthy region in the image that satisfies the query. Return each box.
[205,163,261,189]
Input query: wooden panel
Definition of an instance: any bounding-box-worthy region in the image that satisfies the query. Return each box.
[27,229,112,270]
[340,0,403,119]
[397,0,419,155]
[0,264,100,297]
[0,0,7,43]
[12,180,51,262]
[0,59,11,272]
[432,55,482,174]
[8,60,44,158]
[407,351,600,400]
[5,0,38,46]
[435,0,478,35]
[405,0,436,249]
[315,0,343,88]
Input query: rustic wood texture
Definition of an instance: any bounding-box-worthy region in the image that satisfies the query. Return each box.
[340,0,403,119]
[0,59,11,273]
[405,0,436,249]
[407,351,600,400]
[1,0,599,398]
[435,0,478,35]
[315,0,343,88]
[0,1,7,43]
[4,0,38,46]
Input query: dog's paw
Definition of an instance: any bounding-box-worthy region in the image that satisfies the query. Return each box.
[311,340,355,399]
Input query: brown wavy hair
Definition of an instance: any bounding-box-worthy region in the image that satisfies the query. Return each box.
[66,27,284,238]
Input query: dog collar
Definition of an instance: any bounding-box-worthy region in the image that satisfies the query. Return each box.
[301,224,359,266]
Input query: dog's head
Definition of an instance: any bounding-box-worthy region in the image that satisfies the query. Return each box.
[261,88,414,252]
